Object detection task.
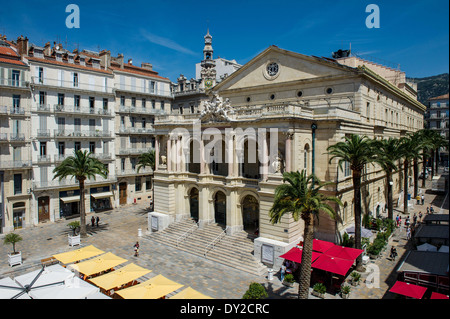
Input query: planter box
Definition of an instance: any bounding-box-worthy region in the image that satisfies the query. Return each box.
[341,292,350,299]
[68,234,81,247]
[8,252,22,267]
[351,280,360,287]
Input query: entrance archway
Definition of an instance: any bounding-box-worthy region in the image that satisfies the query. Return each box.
[241,195,259,235]
[38,196,50,222]
[189,187,199,221]
[214,191,226,226]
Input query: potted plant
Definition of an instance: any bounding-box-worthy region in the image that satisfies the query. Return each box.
[350,271,361,286]
[312,282,327,298]
[341,285,351,299]
[67,221,81,246]
[282,273,295,287]
[3,233,23,266]
[242,282,268,299]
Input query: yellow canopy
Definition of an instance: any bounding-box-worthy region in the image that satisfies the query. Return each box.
[69,252,127,277]
[170,287,212,299]
[89,263,151,291]
[116,274,183,299]
[52,245,104,265]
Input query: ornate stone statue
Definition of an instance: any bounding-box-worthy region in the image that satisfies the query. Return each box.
[160,155,167,165]
[200,94,234,123]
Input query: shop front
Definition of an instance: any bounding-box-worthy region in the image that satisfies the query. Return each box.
[90,186,113,212]
[60,190,81,218]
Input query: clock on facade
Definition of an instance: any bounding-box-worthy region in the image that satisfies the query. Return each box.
[205,79,213,88]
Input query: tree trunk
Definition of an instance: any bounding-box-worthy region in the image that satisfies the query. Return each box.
[79,178,87,238]
[421,155,427,188]
[352,170,363,270]
[403,160,409,215]
[413,159,419,198]
[298,214,314,299]
[387,171,393,220]
[431,150,435,178]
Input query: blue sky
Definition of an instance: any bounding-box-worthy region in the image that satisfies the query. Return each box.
[1,0,448,81]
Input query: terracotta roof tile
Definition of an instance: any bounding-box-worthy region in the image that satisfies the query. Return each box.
[109,64,169,81]
[428,93,449,101]
[27,56,112,75]
[0,57,27,66]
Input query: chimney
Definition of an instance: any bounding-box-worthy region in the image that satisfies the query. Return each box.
[128,58,133,65]
[141,62,153,71]
[117,53,124,68]
[44,42,51,56]
[16,35,29,57]
[99,50,111,70]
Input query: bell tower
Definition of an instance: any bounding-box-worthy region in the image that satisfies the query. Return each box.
[200,29,216,90]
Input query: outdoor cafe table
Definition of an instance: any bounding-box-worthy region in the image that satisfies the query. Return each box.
[116,274,183,299]
[52,245,105,265]
[68,252,127,280]
[88,263,151,293]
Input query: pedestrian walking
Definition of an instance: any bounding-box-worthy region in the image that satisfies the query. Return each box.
[96,216,100,227]
[134,241,140,257]
[406,227,411,240]
[421,195,425,205]
[426,207,429,214]
[396,215,400,227]
[430,206,434,214]
[413,213,417,225]
[390,246,398,261]
[419,211,423,222]
[405,216,410,228]
[91,216,95,227]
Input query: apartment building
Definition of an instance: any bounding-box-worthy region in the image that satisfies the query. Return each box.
[94,51,173,206]
[426,93,449,166]
[0,36,32,233]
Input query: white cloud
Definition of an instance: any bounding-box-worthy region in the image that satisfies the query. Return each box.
[140,30,196,56]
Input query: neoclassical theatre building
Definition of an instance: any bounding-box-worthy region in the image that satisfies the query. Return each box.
[150,45,425,267]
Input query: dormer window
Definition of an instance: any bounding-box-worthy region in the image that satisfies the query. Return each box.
[34,48,44,58]
[79,57,85,66]
[55,53,62,62]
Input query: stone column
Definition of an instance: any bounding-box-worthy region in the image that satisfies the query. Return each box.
[285,131,293,172]
[167,137,172,172]
[155,136,160,170]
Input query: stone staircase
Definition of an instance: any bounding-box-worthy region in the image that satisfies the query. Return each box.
[144,218,268,276]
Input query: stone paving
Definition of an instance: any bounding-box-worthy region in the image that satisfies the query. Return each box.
[0,177,448,299]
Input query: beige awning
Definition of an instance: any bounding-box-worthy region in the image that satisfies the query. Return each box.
[60,196,81,203]
[91,191,113,199]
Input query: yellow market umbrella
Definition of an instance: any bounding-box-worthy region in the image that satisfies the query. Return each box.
[89,263,151,292]
[116,274,183,299]
[69,252,127,278]
[170,287,212,299]
[52,245,104,265]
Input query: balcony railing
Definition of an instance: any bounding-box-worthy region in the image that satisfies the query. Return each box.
[91,153,113,161]
[37,129,51,138]
[53,129,113,139]
[9,133,25,141]
[118,147,154,155]
[118,127,155,134]
[0,160,32,169]
[36,155,52,163]
[0,78,29,88]
[117,167,153,176]
[118,106,165,116]
[54,104,112,116]
[114,82,173,98]
[31,76,113,94]
[32,175,117,190]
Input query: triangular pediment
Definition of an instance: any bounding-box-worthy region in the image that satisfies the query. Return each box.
[214,46,357,92]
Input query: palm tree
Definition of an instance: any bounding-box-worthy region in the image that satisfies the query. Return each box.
[53,150,108,237]
[3,233,23,254]
[398,136,416,215]
[327,134,376,270]
[408,131,426,199]
[372,137,403,220]
[269,170,342,299]
[428,131,448,176]
[137,149,156,209]
[419,129,436,188]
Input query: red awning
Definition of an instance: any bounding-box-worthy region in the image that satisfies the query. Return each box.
[325,245,364,261]
[311,254,354,276]
[312,239,336,253]
[279,247,322,264]
[389,281,427,299]
[430,292,449,299]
